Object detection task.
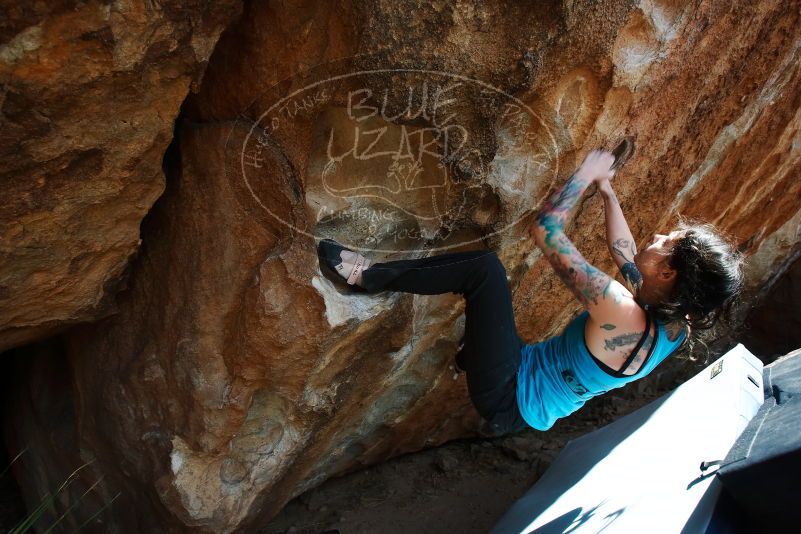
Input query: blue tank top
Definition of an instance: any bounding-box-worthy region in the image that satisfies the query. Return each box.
[516,309,687,431]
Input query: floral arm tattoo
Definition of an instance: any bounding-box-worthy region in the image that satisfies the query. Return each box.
[534,173,618,309]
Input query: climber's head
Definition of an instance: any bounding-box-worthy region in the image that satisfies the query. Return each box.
[634,229,685,294]
[635,220,744,331]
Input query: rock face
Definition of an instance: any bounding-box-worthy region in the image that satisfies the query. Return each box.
[0,0,242,352]
[3,0,801,531]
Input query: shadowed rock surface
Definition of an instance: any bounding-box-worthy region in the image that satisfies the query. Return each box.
[742,253,801,361]
[2,0,801,531]
[0,0,242,352]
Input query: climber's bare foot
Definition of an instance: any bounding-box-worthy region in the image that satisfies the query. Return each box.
[335,250,372,288]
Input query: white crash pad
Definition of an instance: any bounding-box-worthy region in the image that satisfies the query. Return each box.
[491,344,764,534]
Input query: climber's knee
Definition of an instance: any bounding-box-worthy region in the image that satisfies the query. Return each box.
[491,252,505,272]
[466,252,505,292]
[476,251,502,270]
[482,251,506,278]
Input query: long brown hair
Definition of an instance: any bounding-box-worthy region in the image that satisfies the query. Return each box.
[646,219,745,362]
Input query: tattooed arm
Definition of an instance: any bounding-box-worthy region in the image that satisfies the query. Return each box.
[530,151,638,321]
[598,179,643,294]
[530,151,651,374]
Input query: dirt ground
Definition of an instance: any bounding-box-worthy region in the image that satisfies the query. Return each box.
[257,357,693,534]
[258,405,633,534]
[259,434,562,534]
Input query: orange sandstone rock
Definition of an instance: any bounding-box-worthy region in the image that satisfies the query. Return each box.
[3,1,801,531]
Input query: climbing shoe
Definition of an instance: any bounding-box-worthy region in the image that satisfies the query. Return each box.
[317,238,372,292]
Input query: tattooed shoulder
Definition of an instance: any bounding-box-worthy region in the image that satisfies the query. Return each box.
[602,326,656,375]
[603,332,641,352]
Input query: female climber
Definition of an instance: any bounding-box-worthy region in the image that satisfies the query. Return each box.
[317,141,744,435]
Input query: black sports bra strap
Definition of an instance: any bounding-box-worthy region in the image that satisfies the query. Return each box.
[619,310,652,374]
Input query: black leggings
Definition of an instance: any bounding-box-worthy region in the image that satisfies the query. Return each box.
[360,249,530,435]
